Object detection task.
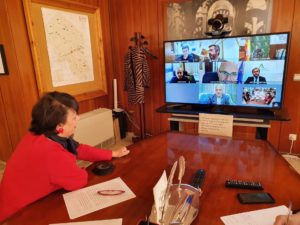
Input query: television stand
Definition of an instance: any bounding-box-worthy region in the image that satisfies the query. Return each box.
[157,104,290,140]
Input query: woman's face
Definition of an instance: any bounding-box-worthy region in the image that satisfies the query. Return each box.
[57,109,79,138]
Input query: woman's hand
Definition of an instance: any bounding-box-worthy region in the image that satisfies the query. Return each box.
[274,213,300,225]
[112,146,130,158]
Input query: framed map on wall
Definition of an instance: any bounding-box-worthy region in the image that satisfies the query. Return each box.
[22,0,107,100]
[41,7,95,88]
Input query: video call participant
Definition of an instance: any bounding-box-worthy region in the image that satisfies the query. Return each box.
[217,62,238,83]
[0,92,130,221]
[170,68,196,83]
[264,92,275,105]
[178,45,200,62]
[202,44,224,82]
[208,44,223,61]
[244,67,267,84]
[208,84,234,105]
[242,91,251,104]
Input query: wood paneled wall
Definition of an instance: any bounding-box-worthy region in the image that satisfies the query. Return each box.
[0,0,114,161]
[0,0,299,161]
[109,0,300,154]
[275,0,300,154]
[0,0,38,160]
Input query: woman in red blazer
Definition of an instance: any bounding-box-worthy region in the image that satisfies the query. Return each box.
[0,91,129,221]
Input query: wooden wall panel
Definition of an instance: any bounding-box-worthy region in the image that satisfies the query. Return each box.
[109,0,146,137]
[77,0,113,113]
[277,0,300,154]
[0,0,39,161]
[0,88,13,160]
[267,0,295,152]
[157,0,172,133]
[72,0,300,154]
[0,0,113,160]
[140,0,160,136]
[271,0,295,32]
[1,0,300,161]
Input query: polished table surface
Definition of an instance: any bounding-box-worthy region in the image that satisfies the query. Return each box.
[3,132,300,225]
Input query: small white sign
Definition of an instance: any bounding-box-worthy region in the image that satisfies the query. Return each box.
[198,113,233,137]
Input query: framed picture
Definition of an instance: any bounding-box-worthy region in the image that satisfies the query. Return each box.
[0,44,9,75]
[23,0,107,100]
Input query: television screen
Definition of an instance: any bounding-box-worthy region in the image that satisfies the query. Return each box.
[164,32,289,109]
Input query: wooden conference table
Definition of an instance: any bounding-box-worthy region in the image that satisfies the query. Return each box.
[3,132,300,225]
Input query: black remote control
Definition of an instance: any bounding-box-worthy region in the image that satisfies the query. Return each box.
[225,179,263,190]
[191,169,206,188]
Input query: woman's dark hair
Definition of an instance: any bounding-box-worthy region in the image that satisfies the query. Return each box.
[29,91,79,135]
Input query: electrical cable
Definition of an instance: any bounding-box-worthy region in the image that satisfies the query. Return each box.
[289,139,294,155]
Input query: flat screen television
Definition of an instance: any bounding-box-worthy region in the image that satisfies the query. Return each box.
[164,32,290,113]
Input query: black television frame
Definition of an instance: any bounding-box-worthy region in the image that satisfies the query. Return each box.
[163,32,290,114]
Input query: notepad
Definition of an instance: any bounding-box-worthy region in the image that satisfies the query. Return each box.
[221,205,288,225]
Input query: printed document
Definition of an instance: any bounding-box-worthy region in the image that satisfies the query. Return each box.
[49,218,122,225]
[221,205,288,225]
[63,177,136,219]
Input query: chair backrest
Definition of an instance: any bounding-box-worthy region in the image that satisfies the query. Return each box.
[199,93,212,104]
[202,72,219,83]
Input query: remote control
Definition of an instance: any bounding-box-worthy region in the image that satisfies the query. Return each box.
[225,179,263,190]
[191,169,206,188]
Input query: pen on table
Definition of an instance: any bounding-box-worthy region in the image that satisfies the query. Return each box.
[287,201,292,225]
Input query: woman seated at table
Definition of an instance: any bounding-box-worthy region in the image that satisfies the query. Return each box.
[0,91,130,221]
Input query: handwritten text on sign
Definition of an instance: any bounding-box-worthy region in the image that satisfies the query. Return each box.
[198,113,233,137]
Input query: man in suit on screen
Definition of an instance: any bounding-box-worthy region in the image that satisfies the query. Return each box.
[244,67,267,84]
[208,84,234,105]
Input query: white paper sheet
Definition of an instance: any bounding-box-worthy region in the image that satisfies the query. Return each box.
[49,218,122,225]
[221,205,289,225]
[63,177,136,219]
[198,113,233,137]
[153,170,167,221]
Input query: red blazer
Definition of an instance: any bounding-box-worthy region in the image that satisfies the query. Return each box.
[0,133,112,221]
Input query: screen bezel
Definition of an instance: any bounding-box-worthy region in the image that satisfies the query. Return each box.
[163,32,290,110]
